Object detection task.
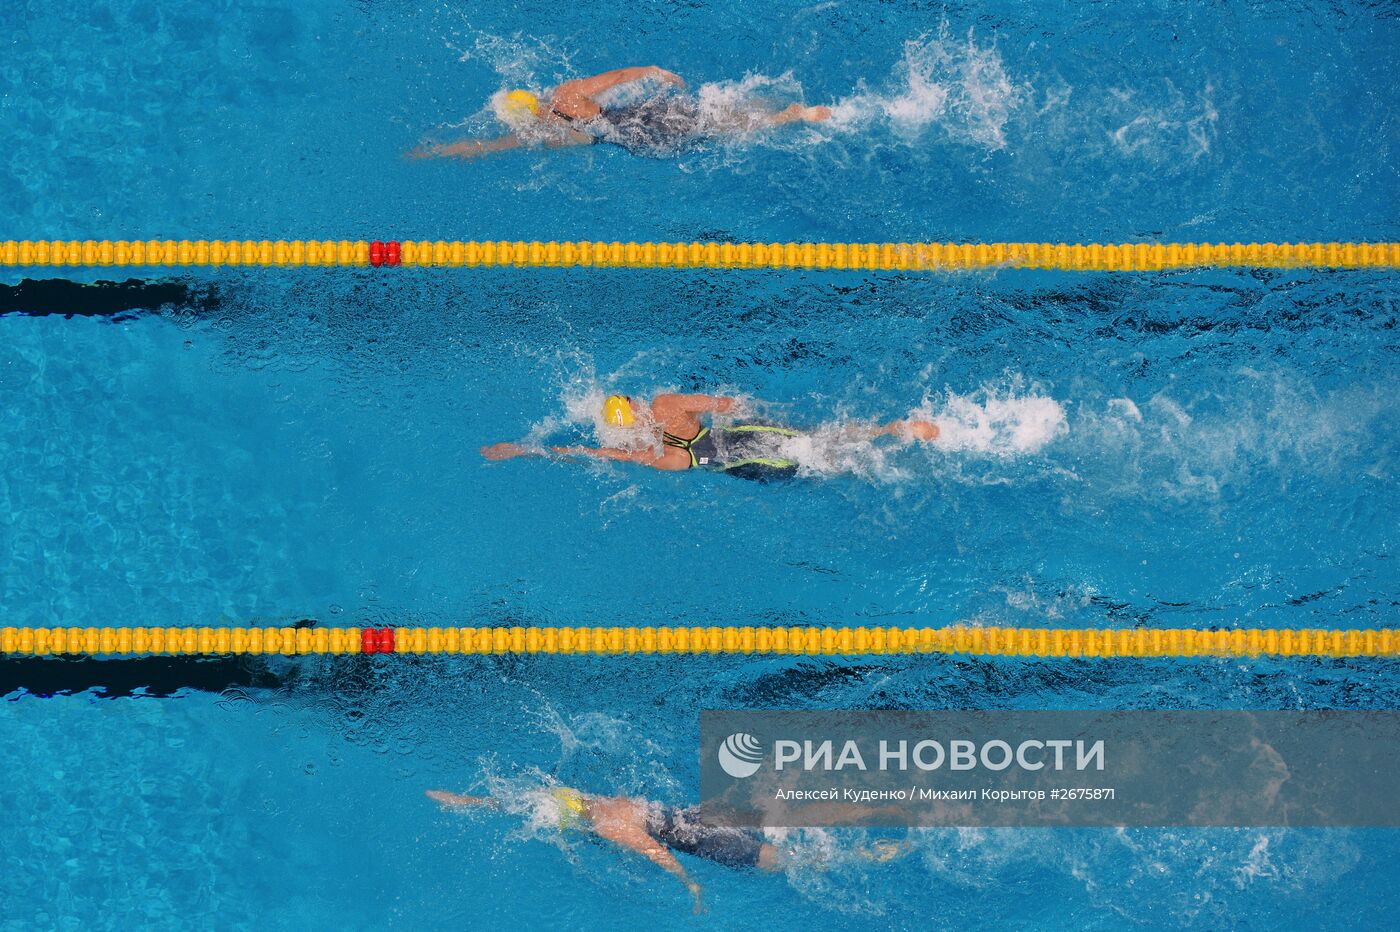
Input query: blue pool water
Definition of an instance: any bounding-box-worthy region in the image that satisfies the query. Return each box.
[2,0,1399,928]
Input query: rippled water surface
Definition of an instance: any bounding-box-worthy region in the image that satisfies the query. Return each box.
[2,0,1398,928]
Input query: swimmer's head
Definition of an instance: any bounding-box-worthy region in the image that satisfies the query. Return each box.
[553,786,586,830]
[496,89,541,126]
[603,395,637,428]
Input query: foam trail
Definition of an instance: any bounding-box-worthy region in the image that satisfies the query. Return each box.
[1068,372,1396,501]
[749,387,1067,481]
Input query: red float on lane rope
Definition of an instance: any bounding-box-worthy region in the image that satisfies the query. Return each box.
[369,241,384,267]
[358,627,397,653]
[385,241,401,267]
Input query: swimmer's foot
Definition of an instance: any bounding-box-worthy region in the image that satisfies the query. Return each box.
[903,419,939,442]
[862,839,916,862]
[773,103,833,126]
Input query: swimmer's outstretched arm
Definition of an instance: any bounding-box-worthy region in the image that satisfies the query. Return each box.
[411,128,597,160]
[480,442,685,470]
[407,135,524,160]
[426,790,500,809]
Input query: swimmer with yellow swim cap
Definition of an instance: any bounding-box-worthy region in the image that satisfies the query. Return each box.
[481,392,940,481]
[409,65,832,160]
[426,784,911,913]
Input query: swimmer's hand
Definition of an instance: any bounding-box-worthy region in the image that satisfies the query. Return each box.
[649,66,686,88]
[687,880,705,915]
[481,442,528,460]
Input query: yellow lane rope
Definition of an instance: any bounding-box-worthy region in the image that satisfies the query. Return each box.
[2,626,1396,658]
[0,240,1396,271]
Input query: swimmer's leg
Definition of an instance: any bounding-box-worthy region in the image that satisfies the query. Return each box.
[831,419,940,442]
[859,837,917,863]
[768,103,832,125]
[710,103,832,134]
[757,833,909,873]
[870,419,939,441]
[757,843,785,871]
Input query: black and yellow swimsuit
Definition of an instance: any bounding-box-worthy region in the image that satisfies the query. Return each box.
[662,423,802,482]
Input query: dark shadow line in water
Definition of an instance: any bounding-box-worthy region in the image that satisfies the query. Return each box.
[1,656,289,699]
[9,653,1400,710]
[0,650,489,701]
[0,278,221,319]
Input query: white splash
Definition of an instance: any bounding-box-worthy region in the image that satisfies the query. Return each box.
[926,387,1068,456]
[830,30,1028,150]
[692,71,812,134]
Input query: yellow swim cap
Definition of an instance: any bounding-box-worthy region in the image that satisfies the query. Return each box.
[502,89,540,118]
[603,395,636,427]
[553,787,587,829]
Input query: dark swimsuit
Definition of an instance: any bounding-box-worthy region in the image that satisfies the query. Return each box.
[553,97,703,157]
[644,805,767,869]
[550,107,602,145]
[662,423,802,482]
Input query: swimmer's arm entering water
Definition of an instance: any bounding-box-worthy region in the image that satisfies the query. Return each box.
[653,393,738,414]
[553,65,685,114]
[588,808,705,914]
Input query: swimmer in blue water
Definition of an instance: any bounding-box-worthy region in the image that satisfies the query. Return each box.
[427,786,909,913]
[481,393,940,481]
[411,66,831,160]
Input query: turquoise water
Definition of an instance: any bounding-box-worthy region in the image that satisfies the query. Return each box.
[2,0,1399,928]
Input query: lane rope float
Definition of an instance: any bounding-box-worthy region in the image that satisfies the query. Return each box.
[0,240,1396,271]
[2,626,1397,659]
